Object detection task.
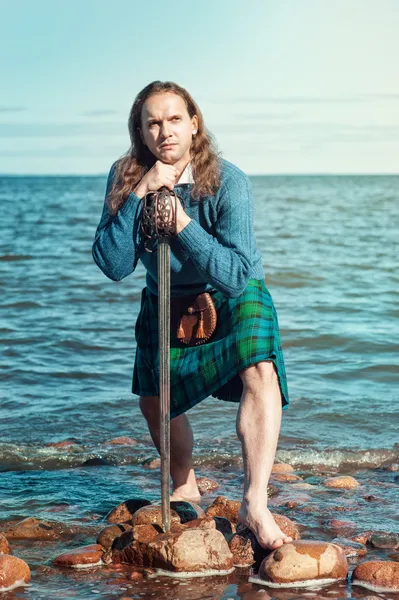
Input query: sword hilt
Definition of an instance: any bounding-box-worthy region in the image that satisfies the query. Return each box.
[141,186,185,252]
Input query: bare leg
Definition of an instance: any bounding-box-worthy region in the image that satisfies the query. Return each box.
[236,361,292,550]
[139,396,200,502]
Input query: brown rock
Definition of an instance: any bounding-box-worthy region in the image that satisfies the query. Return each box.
[2,517,65,540]
[273,514,301,540]
[112,527,234,573]
[96,523,133,550]
[271,473,303,483]
[131,505,180,528]
[169,501,205,523]
[271,462,295,474]
[323,476,360,489]
[142,457,161,469]
[331,537,367,558]
[196,476,220,495]
[352,561,399,592]
[47,439,78,448]
[351,531,372,545]
[229,532,255,567]
[0,554,31,592]
[326,519,356,533]
[370,532,399,549]
[253,540,348,586]
[105,498,152,524]
[53,544,105,568]
[0,533,11,554]
[171,516,215,533]
[112,524,161,551]
[205,496,241,523]
[104,436,138,445]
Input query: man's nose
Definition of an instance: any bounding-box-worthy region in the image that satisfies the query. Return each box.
[160,121,171,137]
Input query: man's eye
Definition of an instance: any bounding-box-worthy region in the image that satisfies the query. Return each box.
[173,117,180,121]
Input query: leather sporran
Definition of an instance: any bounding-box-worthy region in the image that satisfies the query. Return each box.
[170,292,217,346]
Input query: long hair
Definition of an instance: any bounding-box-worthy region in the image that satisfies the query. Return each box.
[107,81,222,215]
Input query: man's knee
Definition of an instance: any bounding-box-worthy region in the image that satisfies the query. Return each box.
[239,361,278,393]
[139,396,160,422]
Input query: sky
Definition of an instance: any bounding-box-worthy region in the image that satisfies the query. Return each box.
[1,0,399,175]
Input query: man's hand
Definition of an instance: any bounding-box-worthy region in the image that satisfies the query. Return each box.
[134,161,178,198]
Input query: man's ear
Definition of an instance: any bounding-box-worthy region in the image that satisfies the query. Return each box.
[137,127,146,146]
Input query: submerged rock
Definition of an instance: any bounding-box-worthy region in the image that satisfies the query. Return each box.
[271,462,295,474]
[271,473,303,483]
[0,554,31,592]
[105,498,152,524]
[53,544,105,568]
[169,501,205,523]
[369,532,399,549]
[2,517,68,540]
[205,496,241,523]
[331,537,367,558]
[323,476,360,489]
[352,560,399,592]
[103,436,138,445]
[250,540,348,588]
[112,527,234,574]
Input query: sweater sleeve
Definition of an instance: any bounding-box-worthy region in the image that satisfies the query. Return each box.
[92,162,143,281]
[173,170,254,298]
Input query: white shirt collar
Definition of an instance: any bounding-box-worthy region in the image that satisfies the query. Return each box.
[176,162,194,184]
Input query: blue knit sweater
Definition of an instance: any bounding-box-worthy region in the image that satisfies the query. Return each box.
[92,158,265,298]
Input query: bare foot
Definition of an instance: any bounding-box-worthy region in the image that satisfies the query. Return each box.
[238,498,293,550]
[170,484,201,504]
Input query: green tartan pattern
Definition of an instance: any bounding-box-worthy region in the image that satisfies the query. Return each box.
[132,278,289,419]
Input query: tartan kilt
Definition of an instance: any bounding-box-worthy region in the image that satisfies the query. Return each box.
[132,278,289,419]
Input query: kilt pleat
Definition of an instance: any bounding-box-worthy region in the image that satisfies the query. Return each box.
[132,279,289,419]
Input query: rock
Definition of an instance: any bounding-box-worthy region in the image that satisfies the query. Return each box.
[196,476,220,495]
[213,517,235,542]
[131,505,180,528]
[112,524,161,551]
[96,523,133,550]
[331,537,367,558]
[323,476,360,489]
[352,561,399,592]
[271,473,303,483]
[0,533,11,554]
[105,498,152,524]
[47,439,79,448]
[351,531,372,545]
[81,457,113,466]
[142,457,161,469]
[251,540,348,587]
[205,496,241,523]
[112,527,234,574]
[0,554,31,592]
[370,532,399,549]
[325,519,356,533]
[53,544,105,568]
[271,462,295,474]
[2,517,66,540]
[291,483,314,490]
[273,514,301,540]
[229,531,255,567]
[169,501,205,523]
[104,436,138,445]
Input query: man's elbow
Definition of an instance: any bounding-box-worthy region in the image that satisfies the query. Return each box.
[92,246,125,282]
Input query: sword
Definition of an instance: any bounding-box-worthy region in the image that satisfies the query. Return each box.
[141,186,184,533]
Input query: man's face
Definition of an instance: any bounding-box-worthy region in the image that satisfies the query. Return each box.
[139,92,198,164]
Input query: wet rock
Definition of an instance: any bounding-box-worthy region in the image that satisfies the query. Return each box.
[271,473,303,483]
[252,540,348,587]
[273,514,301,540]
[196,476,220,495]
[169,501,205,523]
[271,462,295,474]
[331,537,367,558]
[131,505,180,528]
[0,554,31,592]
[229,531,255,567]
[351,531,372,545]
[205,496,241,523]
[105,498,152,524]
[81,457,113,466]
[384,463,399,472]
[171,516,216,533]
[47,439,80,448]
[213,517,235,542]
[112,524,161,551]
[0,533,11,554]
[142,457,161,469]
[370,532,399,549]
[291,482,314,490]
[323,476,360,489]
[112,527,234,574]
[352,560,399,592]
[2,517,66,540]
[325,519,356,533]
[53,544,105,568]
[103,436,138,446]
[96,523,133,550]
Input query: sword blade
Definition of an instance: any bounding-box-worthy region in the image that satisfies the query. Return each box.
[158,237,171,532]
